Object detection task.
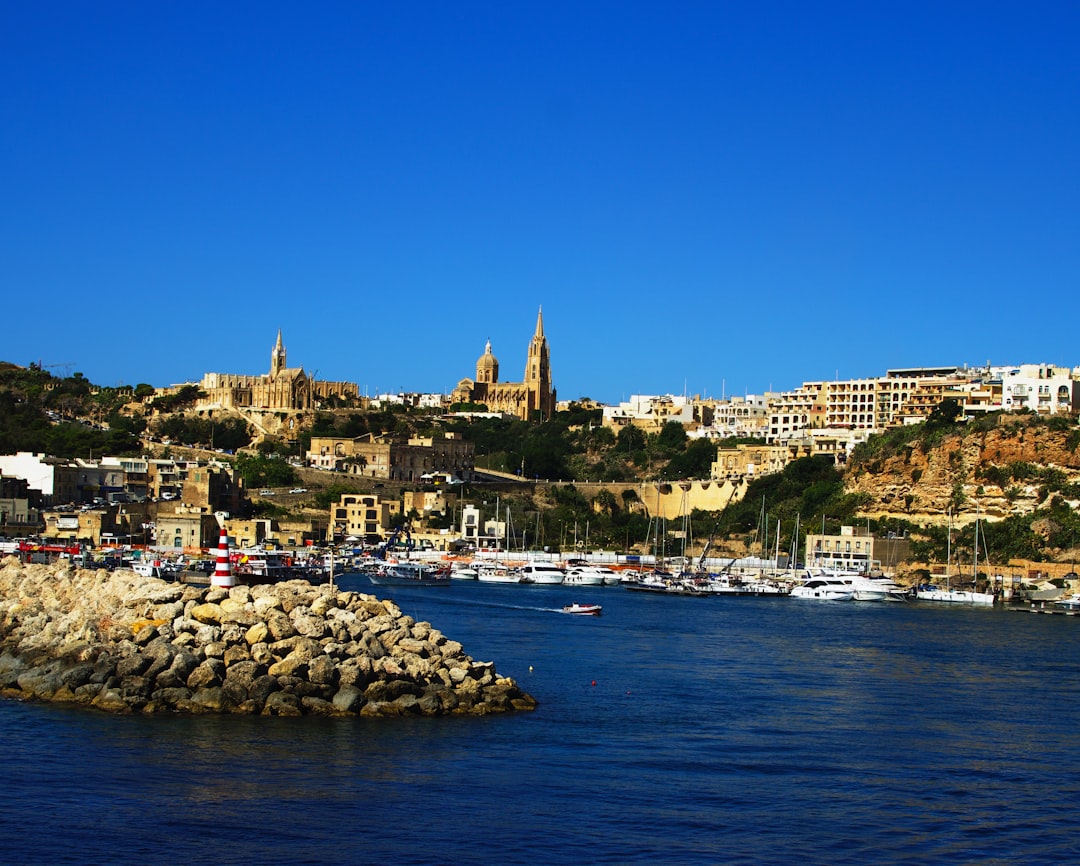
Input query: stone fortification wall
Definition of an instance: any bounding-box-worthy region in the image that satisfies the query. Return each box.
[554,480,744,519]
[0,557,535,717]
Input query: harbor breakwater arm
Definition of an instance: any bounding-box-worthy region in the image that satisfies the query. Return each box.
[0,557,537,717]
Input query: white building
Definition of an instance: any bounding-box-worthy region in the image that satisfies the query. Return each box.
[602,394,694,433]
[689,394,773,440]
[999,364,1078,415]
[0,452,81,504]
[370,392,448,410]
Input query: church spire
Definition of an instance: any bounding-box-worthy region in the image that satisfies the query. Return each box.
[271,329,286,377]
[535,306,544,338]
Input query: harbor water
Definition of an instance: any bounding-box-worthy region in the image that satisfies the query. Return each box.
[4,579,1079,865]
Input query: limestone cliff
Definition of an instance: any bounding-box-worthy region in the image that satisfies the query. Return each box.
[845,417,1080,526]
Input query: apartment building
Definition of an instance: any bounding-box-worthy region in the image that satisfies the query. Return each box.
[767,367,1006,443]
[999,364,1079,415]
[331,493,401,543]
[767,383,825,442]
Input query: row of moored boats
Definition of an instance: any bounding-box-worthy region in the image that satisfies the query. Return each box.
[349,558,1005,604]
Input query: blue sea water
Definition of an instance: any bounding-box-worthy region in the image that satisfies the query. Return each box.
[3,580,1080,865]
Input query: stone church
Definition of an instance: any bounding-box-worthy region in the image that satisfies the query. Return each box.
[198,330,356,411]
[451,308,556,421]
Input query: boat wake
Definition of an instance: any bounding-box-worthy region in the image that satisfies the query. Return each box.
[413,596,556,614]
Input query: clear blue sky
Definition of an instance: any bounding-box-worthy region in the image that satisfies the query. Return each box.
[3,2,1078,404]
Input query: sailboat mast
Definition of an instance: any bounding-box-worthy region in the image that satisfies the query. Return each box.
[946,507,952,590]
[973,504,979,585]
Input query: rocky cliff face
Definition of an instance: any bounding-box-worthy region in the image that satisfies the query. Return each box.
[845,419,1080,525]
[0,558,536,717]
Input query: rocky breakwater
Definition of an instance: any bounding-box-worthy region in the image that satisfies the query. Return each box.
[0,557,537,717]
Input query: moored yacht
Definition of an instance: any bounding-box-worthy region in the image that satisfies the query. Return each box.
[562,559,621,585]
[366,560,451,586]
[564,565,613,586]
[514,562,566,584]
[475,562,521,583]
[790,576,854,601]
[837,571,908,602]
[450,562,479,580]
[915,583,995,605]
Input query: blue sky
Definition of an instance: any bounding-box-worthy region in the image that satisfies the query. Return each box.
[3,2,1078,404]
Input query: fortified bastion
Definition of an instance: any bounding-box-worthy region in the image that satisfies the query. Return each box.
[0,557,536,717]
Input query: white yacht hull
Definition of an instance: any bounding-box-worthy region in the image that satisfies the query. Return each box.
[791,587,854,601]
[916,588,995,605]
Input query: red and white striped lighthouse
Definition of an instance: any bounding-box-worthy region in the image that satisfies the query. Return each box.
[211,526,236,588]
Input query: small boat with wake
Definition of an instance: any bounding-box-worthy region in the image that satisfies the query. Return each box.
[561,602,602,616]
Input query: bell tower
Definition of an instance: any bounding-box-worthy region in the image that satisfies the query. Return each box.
[524,307,554,419]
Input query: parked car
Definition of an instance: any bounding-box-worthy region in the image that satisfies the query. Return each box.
[289,488,308,494]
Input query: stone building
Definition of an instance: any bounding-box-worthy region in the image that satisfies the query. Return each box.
[451,308,556,421]
[195,330,358,412]
[330,493,401,543]
[603,394,695,434]
[180,462,244,515]
[308,432,474,482]
[710,443,795,481]
[155,505,222,554]
[0,474,37,536]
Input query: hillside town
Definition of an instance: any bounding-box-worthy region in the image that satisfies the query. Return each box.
[2,310,1079,600]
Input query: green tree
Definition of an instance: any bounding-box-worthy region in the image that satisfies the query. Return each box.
[657,421,688,452]
[233,454,297,488]
[926,398,962,431]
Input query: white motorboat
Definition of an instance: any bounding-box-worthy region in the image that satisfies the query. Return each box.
[841,572,908,602]
[1054,593,1080,611]
[514,562,566,584]
[561,602,602,616]
[564,564,620,585]
[450,562,479,580]
[790,577,854,601]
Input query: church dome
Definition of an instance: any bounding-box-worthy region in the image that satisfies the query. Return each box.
[476,340,499,383]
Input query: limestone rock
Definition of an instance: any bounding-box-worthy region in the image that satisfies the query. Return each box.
[191,603,224,624]
[0,559,535,718]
